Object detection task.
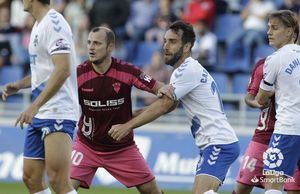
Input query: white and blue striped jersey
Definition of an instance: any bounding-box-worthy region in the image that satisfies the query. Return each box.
[170,57,238,148]
[260,44,300,135]
[29,9,79,121]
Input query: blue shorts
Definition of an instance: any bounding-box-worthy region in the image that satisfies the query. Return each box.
[23,118,76,159]
[263,133,300,177]
[196,142,240,182]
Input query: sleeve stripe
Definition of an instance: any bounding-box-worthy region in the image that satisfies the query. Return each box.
[263,80,273,86]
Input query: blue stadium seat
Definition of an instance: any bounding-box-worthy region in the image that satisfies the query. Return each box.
[232,73,251,94]
[0,66,24,103]
[221,57,251,73]
[210,72,229,94]
[0,66,23,86]
[213,14,242,43]
[132,42,161,67]
[254,44,274,62]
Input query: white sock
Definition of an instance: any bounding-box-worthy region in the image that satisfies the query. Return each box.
[203,190,218,194]
[66,189,77,194]
[265,190,282,194]
[34,188,51,194]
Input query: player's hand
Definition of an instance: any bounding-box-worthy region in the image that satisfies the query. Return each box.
[157,84,175,99]
[2,82,20,101]
[108,124,132,141]
[15,104,39,129]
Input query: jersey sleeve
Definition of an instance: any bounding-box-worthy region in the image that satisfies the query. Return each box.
[131,66,157,92]
[260,54,278,91]
[247,59,265,95]
[170,63,200,100]
[45,17,72,55]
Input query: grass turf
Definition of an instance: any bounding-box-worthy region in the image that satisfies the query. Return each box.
[0,182,232,194]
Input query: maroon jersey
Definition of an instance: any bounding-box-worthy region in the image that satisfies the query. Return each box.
[247,58,276,145]
[76,57,157,151]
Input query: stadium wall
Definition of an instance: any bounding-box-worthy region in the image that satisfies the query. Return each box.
[0,124,252,191]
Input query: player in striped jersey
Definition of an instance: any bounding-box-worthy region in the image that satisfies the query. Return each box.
[70,27,169,194]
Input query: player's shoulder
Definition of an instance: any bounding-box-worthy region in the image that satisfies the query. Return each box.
[77,60,91,74]
[112,57,140,72]
[44,9,70,31]
[253,58,266,71]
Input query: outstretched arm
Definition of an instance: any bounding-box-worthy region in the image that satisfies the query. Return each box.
[2,75,31,101]
[109,95,178,141]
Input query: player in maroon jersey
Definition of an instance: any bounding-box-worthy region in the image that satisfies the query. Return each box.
[70,26,170,194]
[233,58,300,194]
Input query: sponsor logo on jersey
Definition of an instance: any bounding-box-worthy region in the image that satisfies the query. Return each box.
[51,38,70,53]
[83,98,125,108]
[140,72,152,83]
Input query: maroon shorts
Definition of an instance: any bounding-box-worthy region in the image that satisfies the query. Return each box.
[70,138,155,188]
[237,141,300,191]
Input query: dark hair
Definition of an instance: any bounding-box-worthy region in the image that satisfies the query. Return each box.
[268,10,299,43]
[91,26,115,46]
[37,0,50,5]
[169,20,196,49]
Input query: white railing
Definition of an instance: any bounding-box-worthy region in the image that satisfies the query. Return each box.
[0,86,259,131]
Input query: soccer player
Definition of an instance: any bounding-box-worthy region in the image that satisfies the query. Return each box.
[256,10,300,194]
[108,20,240,194]
[70,26,169,194]
[1,0,79,194]
[233,58,300,194]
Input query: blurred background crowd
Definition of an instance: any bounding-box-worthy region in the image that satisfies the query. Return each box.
[0,0,299,108]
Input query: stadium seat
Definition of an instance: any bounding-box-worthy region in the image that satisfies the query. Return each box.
[0,66,24,103]
[0,66,23,86]
[221,56,251,73]
[232,73,251,94]
[213,14,242,43]
[254,44,274,62]
[210,72,229,94]
[132,41,161,67]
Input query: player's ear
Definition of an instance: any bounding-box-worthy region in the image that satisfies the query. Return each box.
[286,27,293,39]
[183,42,192,53]
[107,42,115,53]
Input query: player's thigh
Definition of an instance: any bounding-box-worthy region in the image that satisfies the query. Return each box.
[103,144,155,188]
[44,132,72,173]
[193,175,220,194]
[234,182,254,194]
[70,179,81,190]
[287,191,300,194]
[23,158,45,181]
[136,179,161,194]
[264,134,300,177]
[236,141,267,190]
[285,167,300,193]
[70,138,99,189]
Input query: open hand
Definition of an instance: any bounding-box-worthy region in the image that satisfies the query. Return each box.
[108,124,132,141]
[2,82,20,101]
[157,84,175,99]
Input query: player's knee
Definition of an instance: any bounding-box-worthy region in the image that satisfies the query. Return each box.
[23,173,43,191]
[48,173,67,192]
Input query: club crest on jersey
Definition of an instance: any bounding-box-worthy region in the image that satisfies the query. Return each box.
[112,82,121,93]
[33,35,38,47]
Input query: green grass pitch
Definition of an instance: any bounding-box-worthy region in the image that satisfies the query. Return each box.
[0,182,232,194]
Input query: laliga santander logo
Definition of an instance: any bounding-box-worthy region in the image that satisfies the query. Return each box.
[263,147,284,169]
[251,176,260,183]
